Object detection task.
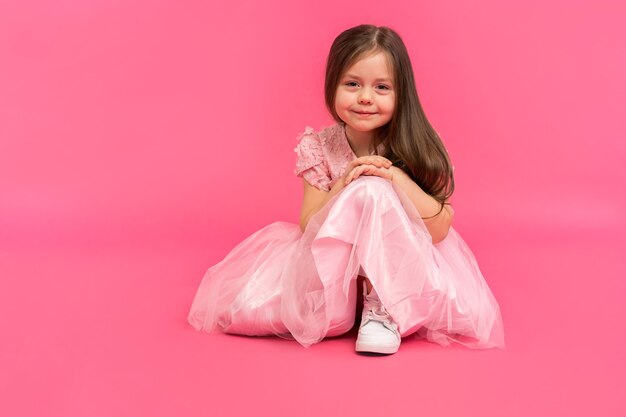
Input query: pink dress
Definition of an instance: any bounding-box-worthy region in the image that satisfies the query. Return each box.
[188,122,505,349]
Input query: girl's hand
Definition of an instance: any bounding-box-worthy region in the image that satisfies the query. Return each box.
[344,163,395,185]
[341,155,393,186]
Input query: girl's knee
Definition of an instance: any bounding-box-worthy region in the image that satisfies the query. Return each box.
[347,176,394,202]
[349,176,391,193]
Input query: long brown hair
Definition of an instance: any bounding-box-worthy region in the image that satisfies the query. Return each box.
[324,24,454,218]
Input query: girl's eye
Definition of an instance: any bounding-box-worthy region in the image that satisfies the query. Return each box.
[345,81,391,90]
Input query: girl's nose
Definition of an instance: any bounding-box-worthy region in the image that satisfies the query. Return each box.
[358,95,373,104]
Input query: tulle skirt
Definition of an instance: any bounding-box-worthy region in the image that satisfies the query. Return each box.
[188,176,505,349]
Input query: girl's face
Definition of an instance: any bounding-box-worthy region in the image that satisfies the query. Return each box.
[334,51,396,135]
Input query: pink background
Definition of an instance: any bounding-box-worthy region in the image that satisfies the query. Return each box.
[1,1,625,416]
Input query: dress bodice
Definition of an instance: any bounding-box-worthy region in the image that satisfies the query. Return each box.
[294,122,385,192]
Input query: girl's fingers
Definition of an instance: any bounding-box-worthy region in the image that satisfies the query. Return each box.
[370,156,392,167]
[346,167,357,183]
[373,156,391,165]
[347,164,394,184]
[347,164,375,184]
[352,165,365,179]
[346,166,362,184]
[354,158,391,169]
[374,156,387,164]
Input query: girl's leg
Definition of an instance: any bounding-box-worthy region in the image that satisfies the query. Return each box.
[358,263,374,293]
[309,176,433,339]
[363,277,373,293]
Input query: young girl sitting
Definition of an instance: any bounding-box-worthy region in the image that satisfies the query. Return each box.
[187,24,505,355]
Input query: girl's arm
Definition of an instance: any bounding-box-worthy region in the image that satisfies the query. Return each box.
[390,166,453,243]
[300,156,392,232]
[299,177,346,233]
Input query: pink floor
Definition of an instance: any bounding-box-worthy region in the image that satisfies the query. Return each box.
[2,225,624,416]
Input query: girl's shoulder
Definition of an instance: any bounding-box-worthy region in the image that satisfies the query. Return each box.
[294,123,347,174]
[295,122,345,151]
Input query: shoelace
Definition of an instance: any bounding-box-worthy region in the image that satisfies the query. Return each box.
[362,295,399,334]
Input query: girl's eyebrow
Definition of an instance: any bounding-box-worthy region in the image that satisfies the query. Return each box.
[344,73,393,83]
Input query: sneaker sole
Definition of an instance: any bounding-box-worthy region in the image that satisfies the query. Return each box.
[355,340,400,354]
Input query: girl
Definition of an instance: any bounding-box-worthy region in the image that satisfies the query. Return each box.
[188,24,505,355]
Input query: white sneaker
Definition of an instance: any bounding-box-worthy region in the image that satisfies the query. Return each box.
[355,284,401,354]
